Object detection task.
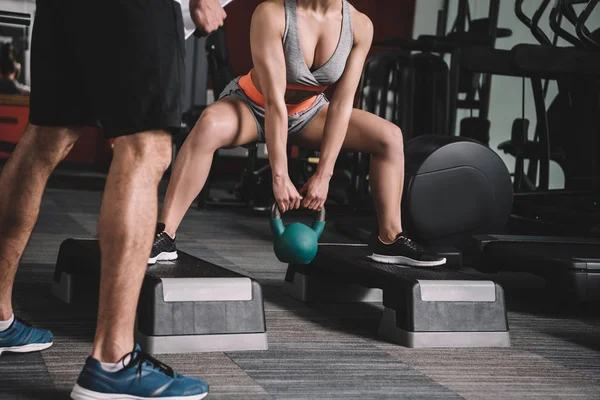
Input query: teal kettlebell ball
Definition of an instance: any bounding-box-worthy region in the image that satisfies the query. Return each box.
[274,222,319,264]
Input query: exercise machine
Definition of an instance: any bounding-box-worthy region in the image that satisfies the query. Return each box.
[499,0,600,195]
[428,0,512,146]
[481,0,600,235]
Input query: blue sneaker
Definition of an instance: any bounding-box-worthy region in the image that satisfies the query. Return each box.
[0,316,53,355]
[71,345,209,400]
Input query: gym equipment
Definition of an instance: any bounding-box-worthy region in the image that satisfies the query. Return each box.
[433,0,600,301]
[402,136,513,245]
[576,0,600,50]
[498,78,568,193]
[550,0,587,49]
[270,202,326,264]
[284,245,510,348]
[338,135,513,249]
[391,1,509,149]
[473,235,600,303]
[52,239,268,353]
[411,53,450,137]
[487,0,600,193]
[473,1,600,234]
[424,0,511,123]
[458,7,600,194]
[505,0,600,192]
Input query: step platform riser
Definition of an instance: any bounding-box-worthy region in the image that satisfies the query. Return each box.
[52,239,268,353]
[285,245,510,348]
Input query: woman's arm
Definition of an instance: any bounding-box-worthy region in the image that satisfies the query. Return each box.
[301,12,373,210]
[317,13,373,178]
[250,2,301,212]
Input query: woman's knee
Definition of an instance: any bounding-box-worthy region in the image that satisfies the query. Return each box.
[188,108,228,151]
[376,124,404,158]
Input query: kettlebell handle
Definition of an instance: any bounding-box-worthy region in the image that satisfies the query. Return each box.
[270,199,326,222]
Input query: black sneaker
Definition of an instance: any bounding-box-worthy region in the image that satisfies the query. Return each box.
[148,223,178,265]
[368,234,446,267]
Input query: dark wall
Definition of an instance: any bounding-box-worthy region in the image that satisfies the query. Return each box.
[223,0,416,76]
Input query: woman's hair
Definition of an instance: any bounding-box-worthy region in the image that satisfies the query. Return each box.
[0,43,18,77]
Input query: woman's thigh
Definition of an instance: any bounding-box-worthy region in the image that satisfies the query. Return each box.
[292,107,402,154]
[190,97,260,149]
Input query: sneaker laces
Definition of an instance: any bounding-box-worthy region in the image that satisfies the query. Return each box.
[153,232,172,247]
[122,349,175,378]
[397,235,425,252]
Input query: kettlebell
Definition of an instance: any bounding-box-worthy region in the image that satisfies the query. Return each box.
[270,201,326,264]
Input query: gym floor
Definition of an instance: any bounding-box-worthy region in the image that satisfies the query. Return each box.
[1,186,600,400]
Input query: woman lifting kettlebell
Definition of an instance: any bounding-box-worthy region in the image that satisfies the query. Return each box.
[150,0,446,268]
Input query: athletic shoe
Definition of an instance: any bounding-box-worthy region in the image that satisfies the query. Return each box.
[0,317,53,355]
[368,234,447,267]
[149,223,177,265]
[71,345,209,400]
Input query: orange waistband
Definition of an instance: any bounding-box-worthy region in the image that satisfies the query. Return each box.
[238,72,325,115]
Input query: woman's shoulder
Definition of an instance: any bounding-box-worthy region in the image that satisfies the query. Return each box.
[253,0,286,19]
[252,0,286,30]
[347,3,373,43]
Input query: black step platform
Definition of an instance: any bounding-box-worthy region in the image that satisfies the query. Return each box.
[284,244,510,348]
[474,234,600,303]
[52,239,268,353]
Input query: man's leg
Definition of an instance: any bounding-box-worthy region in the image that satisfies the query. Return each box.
[0,124,81,320]
[72,130,209,399]
[91,131,171,362]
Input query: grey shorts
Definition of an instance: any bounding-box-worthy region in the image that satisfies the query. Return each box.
[219,77,329,143]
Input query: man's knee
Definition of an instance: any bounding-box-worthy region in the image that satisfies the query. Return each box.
[112,130,173,175]
[20,124,81,165]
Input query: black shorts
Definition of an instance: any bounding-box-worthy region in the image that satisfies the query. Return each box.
[29,0,185,138]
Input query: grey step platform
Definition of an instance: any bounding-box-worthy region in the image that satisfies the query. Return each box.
[52,238,268,353]
[473,234,600,303]
[284,244,510,348]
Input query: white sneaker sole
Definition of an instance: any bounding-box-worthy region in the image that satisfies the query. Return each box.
[71,384,208,400]
[368,253,447,268]
[148,251,178,265]
[0,341,53,356]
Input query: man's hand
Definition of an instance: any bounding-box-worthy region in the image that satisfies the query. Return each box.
[300,174,330,211]
[190,0,226,37]
[273,175,301,214]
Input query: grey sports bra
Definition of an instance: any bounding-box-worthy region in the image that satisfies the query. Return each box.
[283,0,353,88]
